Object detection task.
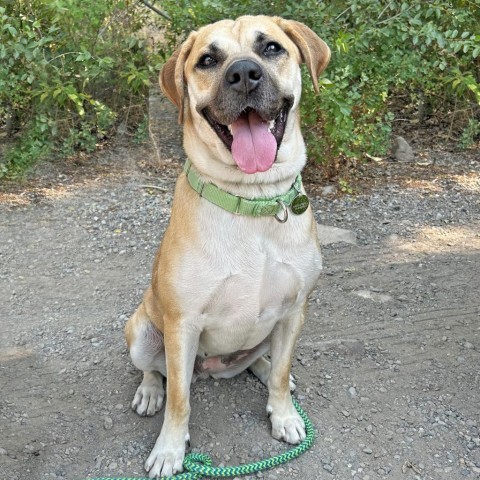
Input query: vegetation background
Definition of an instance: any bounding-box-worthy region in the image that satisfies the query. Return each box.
[0,0,479,180]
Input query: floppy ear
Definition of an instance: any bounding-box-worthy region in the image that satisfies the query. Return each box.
[275,18,331,93]
[159,32,197,124]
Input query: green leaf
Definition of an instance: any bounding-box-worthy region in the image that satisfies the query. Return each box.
[6,24,17,36]
[76,51,92,61]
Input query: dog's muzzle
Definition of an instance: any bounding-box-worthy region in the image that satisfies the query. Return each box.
[198,58,294,175]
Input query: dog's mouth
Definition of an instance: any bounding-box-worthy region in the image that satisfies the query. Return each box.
[202,101,291,174]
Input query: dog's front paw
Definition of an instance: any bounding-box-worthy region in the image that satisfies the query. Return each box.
[266,400,305,444]
[132,372,164,416]
[145,432,190,478]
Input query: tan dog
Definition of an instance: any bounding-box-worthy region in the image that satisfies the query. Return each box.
[125,15,330,478]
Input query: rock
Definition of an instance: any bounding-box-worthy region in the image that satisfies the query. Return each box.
[321,185,337,196]
[392,136,415,162]
[348,386,358,397]
[104,417,113,430]
[353,290,393,303]
[317,224,357,246]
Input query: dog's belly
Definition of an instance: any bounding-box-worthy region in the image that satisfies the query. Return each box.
[194,337,269,377]
[196,258,303,356]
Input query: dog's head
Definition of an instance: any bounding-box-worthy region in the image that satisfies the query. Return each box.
[160,16,330,179]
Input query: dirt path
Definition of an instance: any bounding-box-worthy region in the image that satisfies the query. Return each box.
[1,96,479,480]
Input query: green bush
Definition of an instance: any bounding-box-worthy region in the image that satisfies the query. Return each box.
[0,0,160,178]
[158,0,480,167]
[2,1,478,179]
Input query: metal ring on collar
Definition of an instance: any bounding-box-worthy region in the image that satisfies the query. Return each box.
[274,200,288,223]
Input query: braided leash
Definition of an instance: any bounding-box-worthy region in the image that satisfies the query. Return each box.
[88,398,314,480]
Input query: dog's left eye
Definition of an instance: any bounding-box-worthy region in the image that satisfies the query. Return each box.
[197,54,217,68]
[264,42,283,56]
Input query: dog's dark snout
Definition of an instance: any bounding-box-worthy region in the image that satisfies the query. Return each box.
[225,59,263,94]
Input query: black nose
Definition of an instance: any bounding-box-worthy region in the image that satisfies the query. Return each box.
[225,59,263,94]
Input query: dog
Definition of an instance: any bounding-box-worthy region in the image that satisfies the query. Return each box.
[124,15,330,478]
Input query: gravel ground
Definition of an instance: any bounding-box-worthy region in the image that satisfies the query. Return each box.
[0,95,479,480]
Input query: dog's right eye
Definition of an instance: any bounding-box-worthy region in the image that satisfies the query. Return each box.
[197,55,217,68]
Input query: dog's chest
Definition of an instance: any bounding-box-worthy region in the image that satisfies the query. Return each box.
[175,207,321,354]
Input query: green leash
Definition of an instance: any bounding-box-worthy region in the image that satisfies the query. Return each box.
[88,398,314,480]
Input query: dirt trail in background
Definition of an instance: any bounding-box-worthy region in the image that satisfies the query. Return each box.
[1,93,479,480]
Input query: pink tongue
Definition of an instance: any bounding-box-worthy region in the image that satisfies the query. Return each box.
[230,110,277,174]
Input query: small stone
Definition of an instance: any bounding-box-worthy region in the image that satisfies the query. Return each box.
[0,447,7,455]
[362,447,373,454]
[104,417,113,430]
[341,410,350,417]
[321,185,337,196]
[354,290,393,303]
[464,342,474,349]
[115,403,123,410]
[392,136,415,162]
[317,224,357,246]
[323,464,333,473]
[348,386,358,397]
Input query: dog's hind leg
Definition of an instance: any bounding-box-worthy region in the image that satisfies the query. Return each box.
[125,302,166,417]
[249,356,296,391]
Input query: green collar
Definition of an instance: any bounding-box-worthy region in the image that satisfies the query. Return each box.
[183,159,308,222]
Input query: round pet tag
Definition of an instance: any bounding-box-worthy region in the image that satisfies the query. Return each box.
[291,194,309,215]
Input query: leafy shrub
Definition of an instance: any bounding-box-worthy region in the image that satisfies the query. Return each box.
[2,1,478,179]
[157,0,480,169]
[0,0,160,178]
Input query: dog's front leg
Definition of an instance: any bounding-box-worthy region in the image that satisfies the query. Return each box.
[145,319,199,478]
[266,309,306,444]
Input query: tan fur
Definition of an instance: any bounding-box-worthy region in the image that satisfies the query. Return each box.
[125,16,329,478]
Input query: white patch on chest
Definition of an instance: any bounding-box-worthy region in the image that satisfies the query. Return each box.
[198,255,301,350]
[174,202,321,356]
